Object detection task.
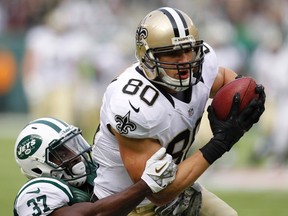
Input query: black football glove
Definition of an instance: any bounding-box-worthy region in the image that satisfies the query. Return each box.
[239,84,265,130]
[200,85,266,164]
[208,92,244,148]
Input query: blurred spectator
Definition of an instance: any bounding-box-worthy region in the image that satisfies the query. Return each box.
[250,23,288,166]
[21,0,98,126]
[201,18,247,74]
[21,0,131,138]
[0,49,16,111]
[0,2,7,33]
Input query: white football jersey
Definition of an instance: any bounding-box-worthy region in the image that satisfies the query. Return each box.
[14,177,91,216]
[92,43,218,206]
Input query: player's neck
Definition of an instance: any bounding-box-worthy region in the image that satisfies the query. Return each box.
[170,91,185,101]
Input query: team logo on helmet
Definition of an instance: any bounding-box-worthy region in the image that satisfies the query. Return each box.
[115,111,136,134]
[16,135,42,159]
[136,26,148,48]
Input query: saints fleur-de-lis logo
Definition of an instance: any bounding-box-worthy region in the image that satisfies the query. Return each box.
[115,111,137,134]
[136,26,148,47]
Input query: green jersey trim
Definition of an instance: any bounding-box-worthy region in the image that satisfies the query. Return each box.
[17,177,73,202]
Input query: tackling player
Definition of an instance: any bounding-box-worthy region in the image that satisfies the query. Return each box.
[92,7,265,215]
[13,117,177,216]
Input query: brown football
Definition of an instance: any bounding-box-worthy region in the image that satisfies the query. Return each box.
[211,77,259,120]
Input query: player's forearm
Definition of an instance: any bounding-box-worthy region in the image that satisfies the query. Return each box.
[52,180,151,216]
[148,150,210,205]
[92,180,151,215]
[210,67,237,97]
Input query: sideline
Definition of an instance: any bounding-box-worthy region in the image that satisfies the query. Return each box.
[198,167,288,191]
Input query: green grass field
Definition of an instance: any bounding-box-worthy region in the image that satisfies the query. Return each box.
[1,137,27,216]
[1,115,288,216]
[214,190,288,216]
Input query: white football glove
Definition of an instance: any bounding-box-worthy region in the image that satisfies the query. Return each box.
[141,147,177,193]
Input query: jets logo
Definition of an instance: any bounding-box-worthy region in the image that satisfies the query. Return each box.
[136,26,148,47]
[16,135,42,159]
[115,111,137,134]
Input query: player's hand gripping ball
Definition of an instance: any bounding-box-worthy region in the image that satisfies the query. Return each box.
[211,77,260,120]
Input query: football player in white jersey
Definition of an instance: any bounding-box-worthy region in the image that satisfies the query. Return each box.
[92,7,265,216]
[13,117,177,216]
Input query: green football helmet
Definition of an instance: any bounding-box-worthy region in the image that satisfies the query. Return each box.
[14,117,96,187]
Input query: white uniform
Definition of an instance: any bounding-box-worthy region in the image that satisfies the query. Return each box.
[14,177,92,216]
[93,43,217,207]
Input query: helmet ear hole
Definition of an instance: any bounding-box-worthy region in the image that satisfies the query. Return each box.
[141,57,157,80]
[31,168,42,175]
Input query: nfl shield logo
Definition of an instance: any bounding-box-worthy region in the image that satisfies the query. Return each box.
[188,108,194,117]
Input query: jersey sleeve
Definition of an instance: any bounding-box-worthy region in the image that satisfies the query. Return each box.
[14,177,74,216]
[101,70,172,140]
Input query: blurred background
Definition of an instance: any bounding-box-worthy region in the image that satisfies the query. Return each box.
[1,0,288,215]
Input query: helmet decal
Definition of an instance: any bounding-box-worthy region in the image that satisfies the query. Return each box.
[29,118,69,133]
[16,134,42,160]
[159,7,189,37]
[136,26,148,48]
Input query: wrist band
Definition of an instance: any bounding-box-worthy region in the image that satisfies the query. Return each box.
[199,138,227,164]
